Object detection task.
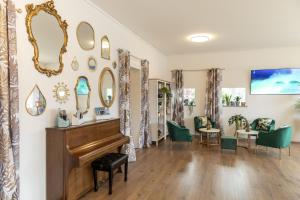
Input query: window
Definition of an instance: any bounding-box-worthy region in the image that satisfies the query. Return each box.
[183,88,196,106]
[222,88,246,107]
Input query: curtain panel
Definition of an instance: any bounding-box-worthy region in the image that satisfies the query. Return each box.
[205,68,223,133]
[172,70,184,126]
[139,60,151,148]
[0,0,20,199]
[118,49,136,162]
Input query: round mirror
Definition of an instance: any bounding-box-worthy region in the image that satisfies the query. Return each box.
[75,76,91,114]
[99,68,115,108]
[77,22,95,50]
[53,82,70,104]
[88,57,97,71]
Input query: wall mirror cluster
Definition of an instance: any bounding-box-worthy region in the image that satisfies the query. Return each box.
[99,67,115,108]
[26,85,47,116]
[53,82,70,104]
[77,22,95,50]
[75,76,91,114]
[25,0,68,77]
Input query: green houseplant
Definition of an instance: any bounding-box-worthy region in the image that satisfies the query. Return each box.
[160,87,172,97]
[228,114,248,130]
[223,94,232,106]
[234,96,242,106]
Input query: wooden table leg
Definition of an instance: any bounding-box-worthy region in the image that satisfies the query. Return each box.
[248,134,251,149]
[207,133,210,147]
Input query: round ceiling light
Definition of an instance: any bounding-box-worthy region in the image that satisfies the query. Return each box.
[187,34,211,43]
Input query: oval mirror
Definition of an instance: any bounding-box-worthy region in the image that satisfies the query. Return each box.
[77,22,95,50]
[99,68,115,108]
[26,1,68,77]
[75,76,91,114]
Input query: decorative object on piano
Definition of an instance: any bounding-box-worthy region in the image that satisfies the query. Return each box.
[56,109,70,127]
[26,85,46,116]
[88,56,97,71]
[53,82,70,104]
[71,56,79,71]
[71,110,84,125]
[112,61,117,69]
[94,107,110,120]
[25,0,68,77]
[75,76,91,114]
[76,21,95,50]
[99,67,116,108]
[101,35,110,60]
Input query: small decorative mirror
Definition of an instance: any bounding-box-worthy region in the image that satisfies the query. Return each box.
[26,85,47,116]
[25,0,68,77]
[75,76,91,114]
[77,22,95,50]
[71,56,79,71]
[53,82,70,104]
[88,57,97,71]
[99,67,115,108]
[101,35,110,60]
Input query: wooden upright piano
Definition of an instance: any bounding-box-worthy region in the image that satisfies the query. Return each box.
[46,118,129,200]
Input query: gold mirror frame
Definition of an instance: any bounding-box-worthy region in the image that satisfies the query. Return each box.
[99,67,116,108]
[76,21,95,50]
[75,76,91,115]
[25,0,68,77]
[101,35,110,60]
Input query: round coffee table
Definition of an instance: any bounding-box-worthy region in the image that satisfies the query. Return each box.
[236,129,259,150]
[199,128,221,147]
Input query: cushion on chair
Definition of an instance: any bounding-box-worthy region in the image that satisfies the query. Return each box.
[256,118,273,131]
[199,116,208,127]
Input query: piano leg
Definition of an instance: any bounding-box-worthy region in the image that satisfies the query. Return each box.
[93,168,98,191]
[109,168,113,195]
[124,160,128,182]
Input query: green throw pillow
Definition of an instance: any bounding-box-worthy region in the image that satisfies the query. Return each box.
[256,118,272,131]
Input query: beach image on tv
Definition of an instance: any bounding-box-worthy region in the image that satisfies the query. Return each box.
[251,68,300,94]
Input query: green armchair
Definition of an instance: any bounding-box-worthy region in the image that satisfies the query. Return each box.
[251,118,275,133]
[194,116,216,133]
[256,126,292,159]
[166,121,192,142]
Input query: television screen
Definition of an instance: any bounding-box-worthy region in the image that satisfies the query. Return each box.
[251,68,300,94]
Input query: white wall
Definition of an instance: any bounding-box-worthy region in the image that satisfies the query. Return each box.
[16,0,169,199]
[168,47,300,141]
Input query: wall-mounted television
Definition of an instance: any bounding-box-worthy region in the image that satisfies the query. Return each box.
[251,68,300,95]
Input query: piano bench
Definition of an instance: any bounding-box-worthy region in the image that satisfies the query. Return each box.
[91,153,128,195]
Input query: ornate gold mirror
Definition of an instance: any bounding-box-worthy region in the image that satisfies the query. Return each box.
[99,67,115,108]
[101,35,110,60]
[75,76,91,114]
[77,22,95,50]
[53,82,70,104]
[25,0,68,77]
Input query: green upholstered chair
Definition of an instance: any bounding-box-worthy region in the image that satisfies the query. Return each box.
[221,136,237,152]
[166,120,192,142]
[256,126,292,159]
[194,116,216,134]
[250,118,275,134]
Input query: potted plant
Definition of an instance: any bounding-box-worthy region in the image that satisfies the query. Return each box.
[228,114,248,130]
[223,94,232,106]
[160,87,171,98]
[234,96,242,106]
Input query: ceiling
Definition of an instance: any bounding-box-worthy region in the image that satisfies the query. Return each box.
[90,0,300,55]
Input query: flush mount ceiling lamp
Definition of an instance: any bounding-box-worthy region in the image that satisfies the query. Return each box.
[187,34,212,43]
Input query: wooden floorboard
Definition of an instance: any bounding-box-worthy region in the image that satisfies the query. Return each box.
[81,138,300,200]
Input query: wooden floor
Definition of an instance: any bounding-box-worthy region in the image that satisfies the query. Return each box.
[81,138,300,200]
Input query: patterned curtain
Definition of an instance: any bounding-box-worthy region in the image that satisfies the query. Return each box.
[118,49,136,162]
[172,70,184,126]
[0,0,20,199]
[139,60,151,148]
[205,68,223,133]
